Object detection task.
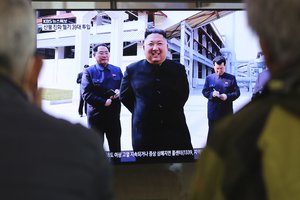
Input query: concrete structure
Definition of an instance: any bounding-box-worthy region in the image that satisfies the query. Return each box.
[36,10,231,89]
[36,10,263,104]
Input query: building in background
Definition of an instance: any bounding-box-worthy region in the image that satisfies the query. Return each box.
[36,10,262,98]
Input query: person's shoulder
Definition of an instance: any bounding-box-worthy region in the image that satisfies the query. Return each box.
[223,72,236,79]
[259,69,270,79]
[86,64,95,69]
[127,60,145,68]
[205,73,216,79]
[36,110,101,146]
[163,59,187,74]
[125,60,146,73]
[84,64,96,73]
[108,64,121,70]
[210,97,273,153]
[164,59,184,67]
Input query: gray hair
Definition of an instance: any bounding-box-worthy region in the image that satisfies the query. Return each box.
[0,0,36,80]
[245,0,300,66]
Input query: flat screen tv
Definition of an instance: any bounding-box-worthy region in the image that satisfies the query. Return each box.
[35,8,263,165]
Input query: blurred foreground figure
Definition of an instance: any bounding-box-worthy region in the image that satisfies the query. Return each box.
[190,0,300,199]
[0,0,112,199]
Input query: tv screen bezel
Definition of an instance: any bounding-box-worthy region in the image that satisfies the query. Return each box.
[34,3,261,166]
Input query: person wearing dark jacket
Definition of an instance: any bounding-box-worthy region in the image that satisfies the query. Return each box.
[252,68,270,100]
[120,28,194,162]
[190,0,300,199]
[202,56,240,140]
[81,44,123,161]
[0,1,112,199]
[76,64,89,116]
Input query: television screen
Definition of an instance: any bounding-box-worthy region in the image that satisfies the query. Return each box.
[35,9,263,164]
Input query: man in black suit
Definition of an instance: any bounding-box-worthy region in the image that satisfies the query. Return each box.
[120,28,194,162]
[0,1,112,199]
[202,55,240,140]
[81,44,123,162]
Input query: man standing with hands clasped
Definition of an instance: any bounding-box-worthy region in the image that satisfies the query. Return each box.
[120,28,194,162]
[202,55,240,141]
[81,44,123,162]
